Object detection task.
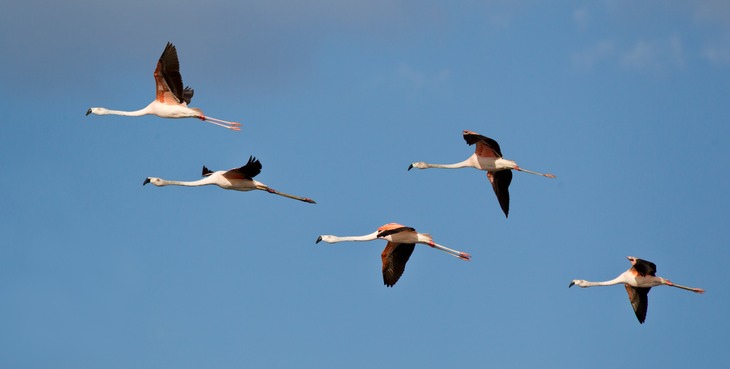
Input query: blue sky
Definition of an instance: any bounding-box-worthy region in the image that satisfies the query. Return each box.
[1,1,729,368]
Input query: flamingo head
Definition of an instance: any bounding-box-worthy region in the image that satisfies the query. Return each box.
[143,177,164,186]
[86,107,108,116]
[569,279,589,288]
[408,162,428,170]
[316,235,336,244]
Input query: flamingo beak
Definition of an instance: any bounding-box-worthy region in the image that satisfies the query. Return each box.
[407,164,413,171]
[86,108,92,116]
[143,178,151,186]
[569,281,575,288]
[316,236,323,244]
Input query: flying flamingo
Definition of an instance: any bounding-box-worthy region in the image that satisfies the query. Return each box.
[143,156,316,203]
[316,223,470,287]
[569,256,705,324]
[86,42,241,131]
[408,130,555,217]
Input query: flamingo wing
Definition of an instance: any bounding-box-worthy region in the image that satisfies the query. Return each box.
[378,226,417,238]
[487,170,512,218]
[381,242,416,287]
[202,166,214,177]
[625,285,651,324]
[463,130,503,158]
[154,42,187,104]
[183,86,194,105]
[223,156,262,180]
[633,259,657,277]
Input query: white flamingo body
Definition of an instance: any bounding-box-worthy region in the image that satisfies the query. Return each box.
[409,130,554,217]
[144,156,315,203]
[87,42,241,131]
[316,223,470,287]
[570,256,705,324]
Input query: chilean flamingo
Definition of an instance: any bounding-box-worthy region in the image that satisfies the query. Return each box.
[143,156,315,203]
[408,130,555,217]
[569,256,705,324]
[87,42,241,131]
[316,223,470,287]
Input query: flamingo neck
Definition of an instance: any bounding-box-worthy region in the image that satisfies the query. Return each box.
[424,158,475,169]
[328,232,380,243]
[157,178,215,187]
[582,276,626,287]
[95,105,152,117]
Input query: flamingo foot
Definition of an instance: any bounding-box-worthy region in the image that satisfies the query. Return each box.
[459,252,472,261]
[303,198,316,204]
[545,173,556,178]
[694,288,706,294]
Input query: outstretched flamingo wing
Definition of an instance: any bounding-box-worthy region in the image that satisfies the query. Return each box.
[377,225,416,238]
[487,170,512,218]
[223,156,262,180]
[625,285,651,324]
[633,259,657,277]
[381,242,416,287]
[463,130,503,158]
[154,42,187,105]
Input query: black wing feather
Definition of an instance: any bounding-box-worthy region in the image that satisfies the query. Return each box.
[626,285,651,324]
[634,259,657,277]
[377,226,416,238]
[463,131,503,157]
[159,42,186,104]
[232,156,262,179]
[183,86,194,104]
[382,243,416,287]
[202,166,213,177]
[490,170,512,218]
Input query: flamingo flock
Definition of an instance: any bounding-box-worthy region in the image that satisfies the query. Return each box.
[88,42,704,324]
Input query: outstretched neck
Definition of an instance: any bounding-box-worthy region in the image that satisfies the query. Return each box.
[416,157,475,170]
[92,105,152,117]
[583,276,626,287]
[327,231,380,243]
[428,161,471,169]
[157,178,214,187]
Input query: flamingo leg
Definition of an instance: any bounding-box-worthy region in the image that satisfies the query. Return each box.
[515,167,556,178]
[199,115,242,131]
[665,280,705,293]
[264,187,316,204]
[427,242,471,261]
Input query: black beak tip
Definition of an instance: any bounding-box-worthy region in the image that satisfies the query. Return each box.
[569,282,575,288]
[316,236,322,244]
[143,178,150,186]
[407,164,413,171]
[86,108,92,116]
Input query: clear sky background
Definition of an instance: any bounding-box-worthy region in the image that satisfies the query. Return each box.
[1,1,729,368]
